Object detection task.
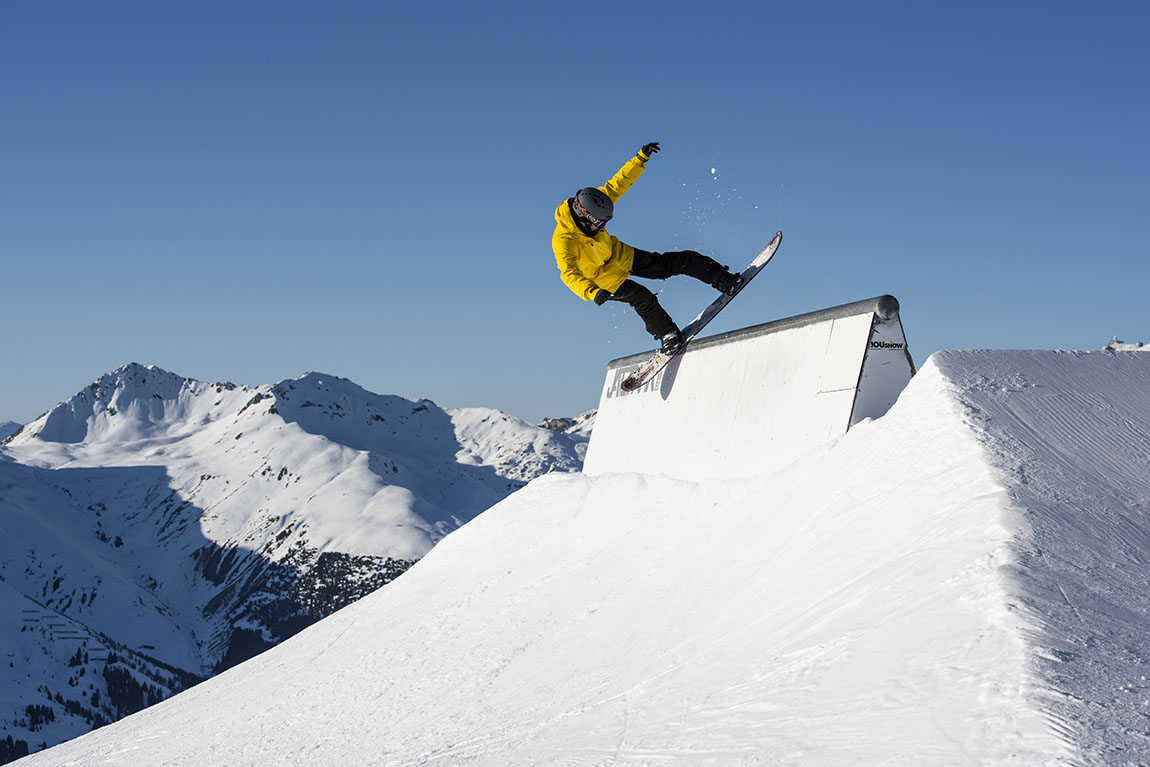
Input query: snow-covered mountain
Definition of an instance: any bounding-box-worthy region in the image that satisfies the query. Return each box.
[0,423,20,442]
[12,349,1150,766]
[0,363,590,759]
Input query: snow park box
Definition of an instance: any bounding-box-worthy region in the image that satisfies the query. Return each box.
[583,295,915,481]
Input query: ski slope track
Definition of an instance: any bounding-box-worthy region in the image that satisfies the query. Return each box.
[16,347,1150,766]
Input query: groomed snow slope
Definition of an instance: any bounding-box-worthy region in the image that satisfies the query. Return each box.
[19,350,1150,766]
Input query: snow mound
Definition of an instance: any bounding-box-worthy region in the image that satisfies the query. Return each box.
[1102,335,1145,351]
[19,350,1150,766]
[934,349,1150,762]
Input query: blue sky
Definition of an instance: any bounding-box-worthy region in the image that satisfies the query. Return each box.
[2,1,1147,425]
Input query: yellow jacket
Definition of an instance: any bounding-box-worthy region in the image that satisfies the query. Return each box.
[553,152,649,301]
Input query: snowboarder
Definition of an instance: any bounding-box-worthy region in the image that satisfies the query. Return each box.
[552,142,743,355]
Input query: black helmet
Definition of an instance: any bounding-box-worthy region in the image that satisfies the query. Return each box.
[573,187,613,230]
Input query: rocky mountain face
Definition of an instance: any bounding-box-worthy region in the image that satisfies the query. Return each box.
[0,363,591,759]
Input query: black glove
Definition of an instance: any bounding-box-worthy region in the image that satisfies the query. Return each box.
[594,289,611,306]
[640,142,660,159]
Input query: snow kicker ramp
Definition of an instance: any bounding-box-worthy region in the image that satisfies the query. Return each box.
[583,295,915,480]
[19,349,1150,767]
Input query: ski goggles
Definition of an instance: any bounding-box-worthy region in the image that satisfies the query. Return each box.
[573,198,609,230]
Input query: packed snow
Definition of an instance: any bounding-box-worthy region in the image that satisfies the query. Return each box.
[15,348,1150,766]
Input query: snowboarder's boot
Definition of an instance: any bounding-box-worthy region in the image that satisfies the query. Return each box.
[711,269,744,297]
[659,328,684,355]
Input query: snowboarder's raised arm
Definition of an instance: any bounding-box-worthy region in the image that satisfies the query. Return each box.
[601,142,660,203]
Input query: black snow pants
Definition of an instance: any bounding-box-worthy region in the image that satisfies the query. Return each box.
[604,249,727,339]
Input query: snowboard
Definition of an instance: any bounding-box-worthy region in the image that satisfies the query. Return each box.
[620,230,783,393]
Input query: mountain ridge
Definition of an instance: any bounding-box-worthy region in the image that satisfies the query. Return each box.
[1,362,592,759]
